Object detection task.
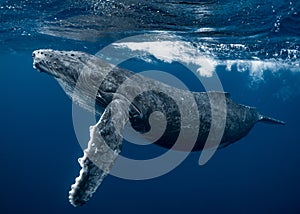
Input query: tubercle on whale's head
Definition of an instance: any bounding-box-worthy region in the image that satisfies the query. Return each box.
[33,49,91,84]
[32,49,113,107]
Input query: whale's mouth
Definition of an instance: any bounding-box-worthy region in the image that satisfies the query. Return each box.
[33,62,45,73]
[33,59,61,79]
[32,51,47,72]
[32,58,43,71]
[32,50,61,79]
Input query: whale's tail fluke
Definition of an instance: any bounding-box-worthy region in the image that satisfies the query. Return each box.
[259,115,285,125]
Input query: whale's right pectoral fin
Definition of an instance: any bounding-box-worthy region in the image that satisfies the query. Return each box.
[69,99,129,207]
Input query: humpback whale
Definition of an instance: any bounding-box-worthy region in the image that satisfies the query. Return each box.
[32,49,284,206]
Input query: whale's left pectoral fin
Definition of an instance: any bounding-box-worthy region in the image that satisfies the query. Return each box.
[69,99,129,207]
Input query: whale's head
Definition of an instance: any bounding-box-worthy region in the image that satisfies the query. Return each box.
[33,49,115,111]
[32,49,112,84]
[33,49,81,80]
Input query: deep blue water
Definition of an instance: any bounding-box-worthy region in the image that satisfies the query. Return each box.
[1,0,300,213]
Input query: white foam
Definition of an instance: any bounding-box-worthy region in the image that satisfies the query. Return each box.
[114,40,216,77]
[112,38,299,80]
[223,59,298,81]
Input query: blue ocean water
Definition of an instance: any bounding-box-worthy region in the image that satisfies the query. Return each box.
[1,0,300,213]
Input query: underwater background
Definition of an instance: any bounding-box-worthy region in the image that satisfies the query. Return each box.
[1,0,300,213]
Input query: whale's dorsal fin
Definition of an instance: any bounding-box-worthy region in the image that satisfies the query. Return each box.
[69,99,129,207]
[258,115,285,125]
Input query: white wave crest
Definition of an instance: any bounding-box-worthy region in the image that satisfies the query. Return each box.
[113,40,217,77]
[110,35,299,80]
